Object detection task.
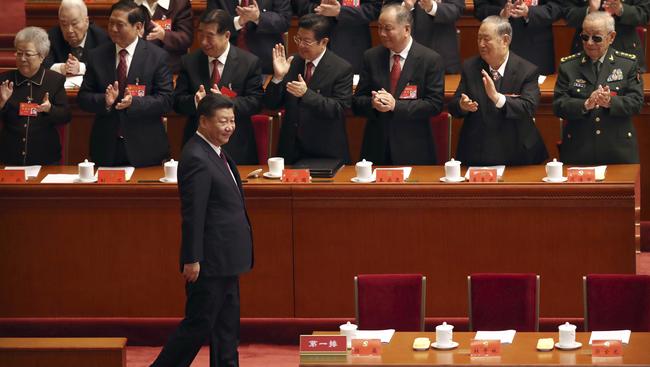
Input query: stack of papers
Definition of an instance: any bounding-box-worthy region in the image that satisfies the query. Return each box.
[465,165,506,179]
[4,165,41,179]
[589,330,631,344]
[96,166,135,181]
[353,329,395,343]
[474,330,517,344]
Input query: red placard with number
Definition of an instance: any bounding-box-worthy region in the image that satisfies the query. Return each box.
[282,169,310,183]
[592,340,623,357]
[469,168,497,183]
[470,339,501,357]
[98,169,125,184]
[567,168,595,183]
[299,335,346,354]
[376,169,404,183]
[0,170,26,184]
[351,339,382,356]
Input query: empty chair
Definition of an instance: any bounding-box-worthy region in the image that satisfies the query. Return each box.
[583,274,650,331]
[430,112,452,164]
[355,274,426,331]
[251,114,273,164]
[468,273,540,331]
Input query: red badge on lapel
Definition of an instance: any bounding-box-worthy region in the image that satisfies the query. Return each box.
[154,18,172,31]
[342,0,360,7]
[19,103,38,117]
[220,86,238,98]
[399,85,417,99]
[127,84,146,97]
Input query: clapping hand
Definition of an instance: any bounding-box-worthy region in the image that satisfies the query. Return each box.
[459,93,479,112]
[0,80,13,108]
[105,81,119,108]
[236,0,260,24]
[315,0,341,17]
[500,0,515,18]
[65,53,81,75]
[510,0,529,18]
[287,74,308,97]
[371,89,395,112]
[272,43,293,80]
[481,69,500,104]
[146,21,166,41]
[603,0,623,16]
[36,92,51,113]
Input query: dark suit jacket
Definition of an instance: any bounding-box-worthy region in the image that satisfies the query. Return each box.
[43,23,110,70]
[449,52,548,166]
[78,38,173,167]
[563,0,650,71]
[475,0,562,75]
[179,134,253,277]
[264,49,353,164]
[352,40,444,165]
[207,0,291,75]
[293,0,382,73]
[553,49,643,164]
[0,67,71,165]
[142,0,194,73]
[173,47,263,164]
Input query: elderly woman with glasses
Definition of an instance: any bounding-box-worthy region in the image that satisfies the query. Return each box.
[0,27,71,166]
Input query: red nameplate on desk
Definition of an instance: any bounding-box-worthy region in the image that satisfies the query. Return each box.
[19,102,38,117]
[154,18,172,31]
[342,0,360,7]
[282,169,310,183]
[592,340,623,357]
[469,168,497,183]
[376,169,403,183]
[299,335,346,354]
[567,168,595,183]
[127,84,146,97]
[470,339,501,357]
[0,170,26,184]
[98,169,125,184]
[351,339,382,356]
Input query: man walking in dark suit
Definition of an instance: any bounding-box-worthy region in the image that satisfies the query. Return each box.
[474,0,563,76]
[151,94,254,367]
[353,3,444,165]
[207,0,291,75]
[264,14,353,164]
[78,0,173,167]
[449,15,547,166]
[174,9,263,164]
[294,0,382,73]
[44,0,110,77]
[553,11,643,164]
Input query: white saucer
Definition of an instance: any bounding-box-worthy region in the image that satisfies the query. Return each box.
[263,172,281,179]
[555,341,582,350]
[440,176,466,183]
[431,341,459,350]
[159,177,177,183]
[74,177,97,183]
[542,176,568,183]
[351,176,375,183]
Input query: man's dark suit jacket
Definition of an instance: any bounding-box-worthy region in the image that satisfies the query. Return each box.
[207,0,291,75]
[263,50,353,164]
[179,134,253,277]
[352,40,444,165]
[173,47,263,164]
[474,0,562,75]
[293,0,382,73]
[78,38,173,167]
[563,0,650,71]
[43,23,110,69]
[449,52,548,166]
[142,0,194,73]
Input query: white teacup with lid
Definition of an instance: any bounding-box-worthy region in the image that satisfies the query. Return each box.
[435,322,454,347]
[558,322,577,348]
[355,159,373,180]
[546,158,564,180]
[444,159,462,180]
[339,321,357,349]
[163,159,178,182]
[78,159,95,181]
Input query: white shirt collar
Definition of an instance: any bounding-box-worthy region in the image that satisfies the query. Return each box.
[208,42,230,66]
[390,36,413,61]
[490,52,509,77]
[306,48,327,68]
[134,0,170,15]
[78,33,87,49]
[116,37,139,58]
[196,131,222,156]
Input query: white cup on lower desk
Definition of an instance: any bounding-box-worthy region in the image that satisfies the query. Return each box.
[164,159,178,181]
[339,321,357,349]
[435,322,454,347]
[546,158,563,180]
[444,159,461,180]
[267,157,284,177]
[78,159,95,181]
[355,159,373,180]
[558,322,576,347]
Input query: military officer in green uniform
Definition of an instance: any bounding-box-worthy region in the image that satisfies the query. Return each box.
[563,0,650,71]
[553,11,643,165]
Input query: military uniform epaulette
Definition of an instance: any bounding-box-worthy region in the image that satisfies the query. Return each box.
[560,52,582,63]
[614,50,637,60]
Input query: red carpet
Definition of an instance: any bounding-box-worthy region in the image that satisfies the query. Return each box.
[127,344,299,367]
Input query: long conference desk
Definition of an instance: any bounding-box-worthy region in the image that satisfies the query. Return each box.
[300,332,650,366]
[0,165,638,320]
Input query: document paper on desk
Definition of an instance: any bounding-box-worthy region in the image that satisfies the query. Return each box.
[589,330,631,344]
[474,330,516,344]
[465,165,505,179]
[40,174,79,183]
[354,329,396,343]
[4,165,41,179]
[96,166,135,181]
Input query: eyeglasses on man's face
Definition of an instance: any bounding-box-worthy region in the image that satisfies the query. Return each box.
[293,35,318,47]
[580,32,611,43]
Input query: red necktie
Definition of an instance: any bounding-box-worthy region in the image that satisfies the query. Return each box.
[236,0,249,50]
[305,62,314,84]
[390,54,401,94]
[117,49,128,97]
[211,59,221,88]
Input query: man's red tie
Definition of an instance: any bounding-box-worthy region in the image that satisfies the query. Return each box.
[211,59,221,88]
[390,54,401,94]
[305,62,314,84]
[117,49,128,97]
[236,0,249,50]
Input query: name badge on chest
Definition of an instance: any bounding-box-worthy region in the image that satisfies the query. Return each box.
[127,84,146,97]
[399,85,417,99]
[523,0,538,6]
[154,17,172,31]
[607,68,623,82]
[19,102,38,117]
[341,0,361,7]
